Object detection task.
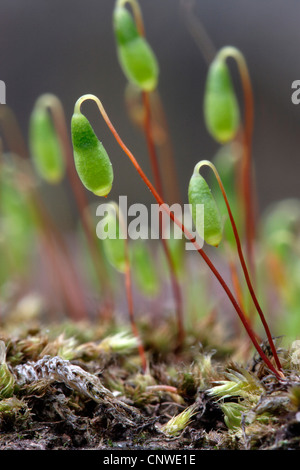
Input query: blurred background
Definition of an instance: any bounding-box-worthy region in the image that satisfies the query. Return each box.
[1,0,300,226]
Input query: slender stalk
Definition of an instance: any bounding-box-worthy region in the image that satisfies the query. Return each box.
[26,186,88,321]
[109,202,147,372]
[0,110,88,320]
[124,235,148,373]
[218,47,256,277]
[11,167,88,321]
[141,92,164,197]
[194,160,282,372]
[125,87,184,342]
[181,0,216,65]
[121,0,185,346]
[141,91,184,348]
[125,85,182,204]
[35,94,114,315]
[74,94,284,380]
[148,90,182,204]
[226,245,245,316]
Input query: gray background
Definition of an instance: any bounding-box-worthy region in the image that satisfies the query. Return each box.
[1,0,300,226]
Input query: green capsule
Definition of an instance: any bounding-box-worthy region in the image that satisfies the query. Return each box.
[188,168,223,247]
[29,106,65,184]
[113,6,159,91]
[71,112,114,197]
[204,57,240,143]
[102,209,126,273]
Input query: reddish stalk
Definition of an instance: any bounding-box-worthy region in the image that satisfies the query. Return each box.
[124,237,148,373]
[125,86,181,204]
[141,92,165,198]
[194,160,282,372]
[36,95,114,315]
[26,186,88,320]
[38,229,85,321]
[218,47,256,277]
[148,90,182,205]
[227,248,245,316]
[75,94,284,380]
[141,91,185,348]
[118,0,185,346]
[0,108,88,320]
[111,203,147,372]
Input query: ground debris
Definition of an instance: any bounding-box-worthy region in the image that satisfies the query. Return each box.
[13,354,143,425]
[0,326,300,449]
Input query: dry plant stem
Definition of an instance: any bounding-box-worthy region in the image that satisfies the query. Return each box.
[74,94,284,380]
[142,91,185,348]
[36,95,113,313]
[146,385,178,394]
[195,160,282,372]
[109,203,147,373]
[218,47,256,276]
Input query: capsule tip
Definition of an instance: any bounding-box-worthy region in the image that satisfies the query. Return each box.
[93,182,113,198]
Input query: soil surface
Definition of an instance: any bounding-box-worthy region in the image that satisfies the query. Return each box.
[0,316,300,451]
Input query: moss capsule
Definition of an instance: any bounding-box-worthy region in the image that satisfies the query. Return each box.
[113,6,159,91]
[29,106,65,184]
[188,168,223,247]
[71,112,114,197]
[204,57,240,143]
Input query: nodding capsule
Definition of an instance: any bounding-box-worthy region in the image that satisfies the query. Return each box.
[204,56,240,143]
[29,105,65,184]
[113,5,159,92]
[188,167,223,247]
[71,112,114,197]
